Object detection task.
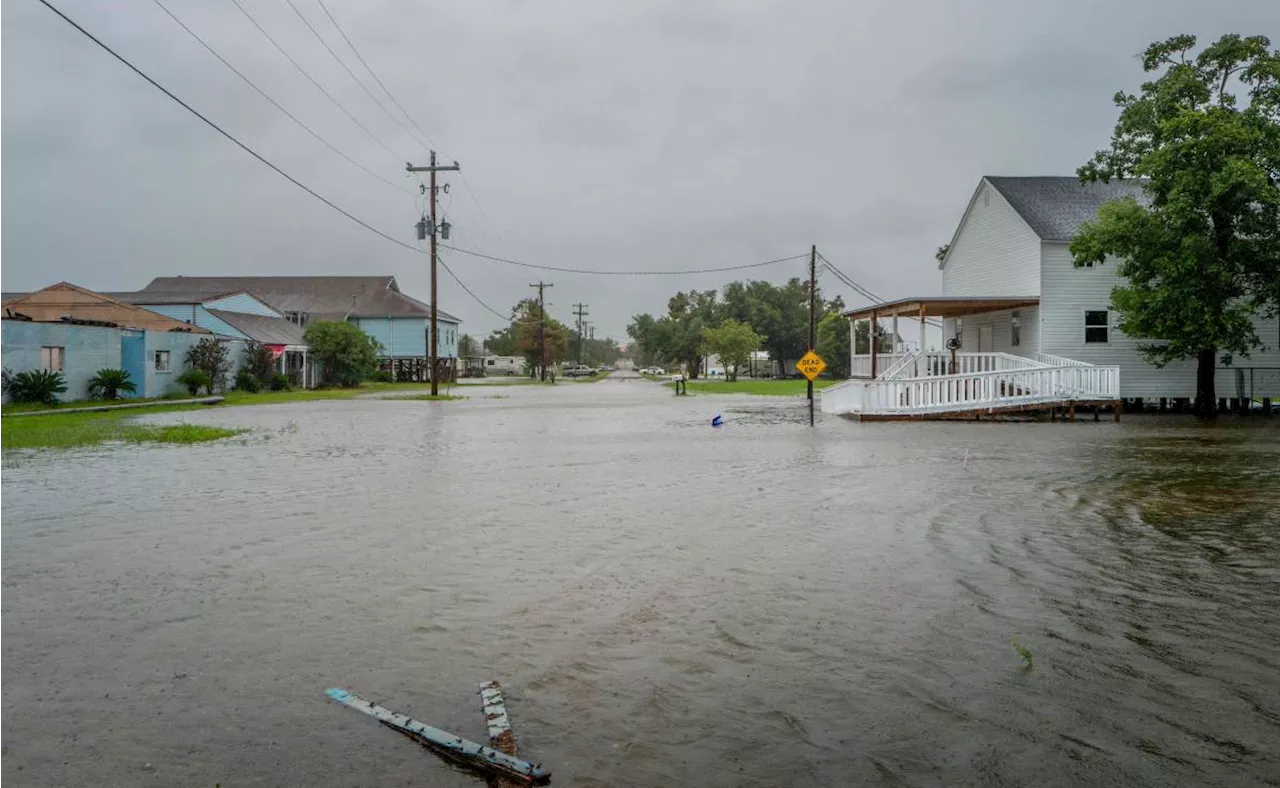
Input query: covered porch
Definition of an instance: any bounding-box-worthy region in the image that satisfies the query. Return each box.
[844,296,1040,379]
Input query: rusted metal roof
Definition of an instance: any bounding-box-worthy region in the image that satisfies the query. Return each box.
[1,282,212,333]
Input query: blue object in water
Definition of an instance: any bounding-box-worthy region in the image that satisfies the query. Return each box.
[711,414,724,427]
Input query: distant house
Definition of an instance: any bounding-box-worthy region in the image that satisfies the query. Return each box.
[134,276,461,382]
[1,283,213,400]
[109,289,314,387]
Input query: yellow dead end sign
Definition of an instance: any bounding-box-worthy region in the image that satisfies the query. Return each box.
[796,350,827,381]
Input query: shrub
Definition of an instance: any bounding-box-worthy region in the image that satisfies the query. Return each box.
[184,338,231,392]
[87,368,137,400]
[370,369,394,383]
[8,369,68,405]
[234,369,261,393]
[269,373,291,391]
[176,369,212,396]
[242,342,277,386]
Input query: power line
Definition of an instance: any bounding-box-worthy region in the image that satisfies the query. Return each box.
[282,0,425,151]
[225,0,404,163]
[819,252,945,329]
[148,0,409,194]
[38,0,814,301]
[37,0,428,253]
[439,245,809,276]
[436,247,513,321]
[315,0,440,152]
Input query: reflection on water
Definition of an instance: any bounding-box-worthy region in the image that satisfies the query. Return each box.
[3,378,1279,786]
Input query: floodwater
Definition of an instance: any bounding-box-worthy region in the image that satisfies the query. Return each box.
[3,374,1279,787]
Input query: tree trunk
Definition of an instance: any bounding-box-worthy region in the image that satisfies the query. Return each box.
[1194,348,1217,420]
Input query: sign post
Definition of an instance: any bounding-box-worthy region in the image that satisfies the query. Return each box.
[796,350,827,426]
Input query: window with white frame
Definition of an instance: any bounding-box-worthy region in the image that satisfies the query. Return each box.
[154,350,171,372]
[1010,311,1021,347]
[1085,310,1109,343]
[41,346,65,372]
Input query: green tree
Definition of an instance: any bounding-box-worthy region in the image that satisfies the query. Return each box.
[458,333,479,358]
[304,320,381,387]
[701,319,764,381]
[626,313,663,367]
[1072,34,1280,418]
[655,290,720,378]
[242,342,277,386]
[185,337,231,392]
[514,300,568,379]
[484,325,519,357]
[816,313,852,378]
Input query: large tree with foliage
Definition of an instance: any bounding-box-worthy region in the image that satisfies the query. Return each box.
[513,299,568,379]
[702,318,764,381]
[816,313,851,378]
[1072,34,1280,418]
[458,333,479,358]
[304,320,380,387]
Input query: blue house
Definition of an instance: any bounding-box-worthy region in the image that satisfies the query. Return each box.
[109,289,314,387]
[1,282,213,400]
[135,276,461,381]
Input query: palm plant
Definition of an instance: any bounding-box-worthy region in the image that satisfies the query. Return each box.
[8,369,68,405]
[87,368,137,400]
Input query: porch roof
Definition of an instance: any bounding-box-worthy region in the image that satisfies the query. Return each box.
[844,296,1039,321]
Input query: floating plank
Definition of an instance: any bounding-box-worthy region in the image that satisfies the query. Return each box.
[479,681,515,752]
[325,688,550,784]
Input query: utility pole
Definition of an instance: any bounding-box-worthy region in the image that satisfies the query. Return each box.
[406,152,460,395]
[808,244,817,427]
[572,302,589,365]
[530,281,553,381]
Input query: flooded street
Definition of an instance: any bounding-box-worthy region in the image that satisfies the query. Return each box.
[4,376,1279,786]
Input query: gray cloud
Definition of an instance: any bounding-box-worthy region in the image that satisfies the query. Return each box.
[4,0,1277,340]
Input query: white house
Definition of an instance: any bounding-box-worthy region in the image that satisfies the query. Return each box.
[825,176,1280,419]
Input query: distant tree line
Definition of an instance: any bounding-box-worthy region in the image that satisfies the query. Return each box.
[626,278,868,379]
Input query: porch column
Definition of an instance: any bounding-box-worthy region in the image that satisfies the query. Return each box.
[918,304,926,376]
[302,350,308,388]
[892,314,899,355]
[848,317,855,379]
[870,310,879,379]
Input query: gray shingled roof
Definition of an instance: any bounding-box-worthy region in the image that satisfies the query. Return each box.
[985,177,1147,241]
[105,289,248,306]
[206,309,307,345]
[138,276,459,322]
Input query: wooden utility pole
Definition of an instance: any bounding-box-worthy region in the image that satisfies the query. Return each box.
[530,281,553,380]
[808,244,817,427]
[572,302,588,364]
[406,152,460,395]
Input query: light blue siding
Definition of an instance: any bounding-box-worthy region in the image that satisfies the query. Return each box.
[348,316,458,357]
[137,304,249,339]
[3,321,121,400]
[203,293,282,317]
[142,331,208,397]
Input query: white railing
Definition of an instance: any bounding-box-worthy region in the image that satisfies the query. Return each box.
[821,364,1120,416]
[849,353,905,378]
[1035,352,1094,367]
[879,351,921,380]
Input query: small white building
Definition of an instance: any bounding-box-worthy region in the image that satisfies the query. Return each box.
[825,176,1280,418]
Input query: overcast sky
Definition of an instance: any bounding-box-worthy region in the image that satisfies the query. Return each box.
[3,0,1276,339]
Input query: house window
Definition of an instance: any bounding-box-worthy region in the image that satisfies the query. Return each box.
[154,350,171,372]
[487,359,495,366]
[1085,310,1109,343]
[41,346,66,372]
[1010,311,1021,347]
[285,311,308,326]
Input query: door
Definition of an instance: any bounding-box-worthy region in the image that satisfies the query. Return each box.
[978,324,994,352]
[120,331,146,398]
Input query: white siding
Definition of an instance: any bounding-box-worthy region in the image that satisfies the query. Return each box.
[1039,242,1280,399]
[941,180,1042,297]
[942,306,1040,357]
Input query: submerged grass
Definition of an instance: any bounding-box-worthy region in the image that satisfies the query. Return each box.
[1012,639,1034,669]
[2,409,243,450]
[671,379,839,396]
